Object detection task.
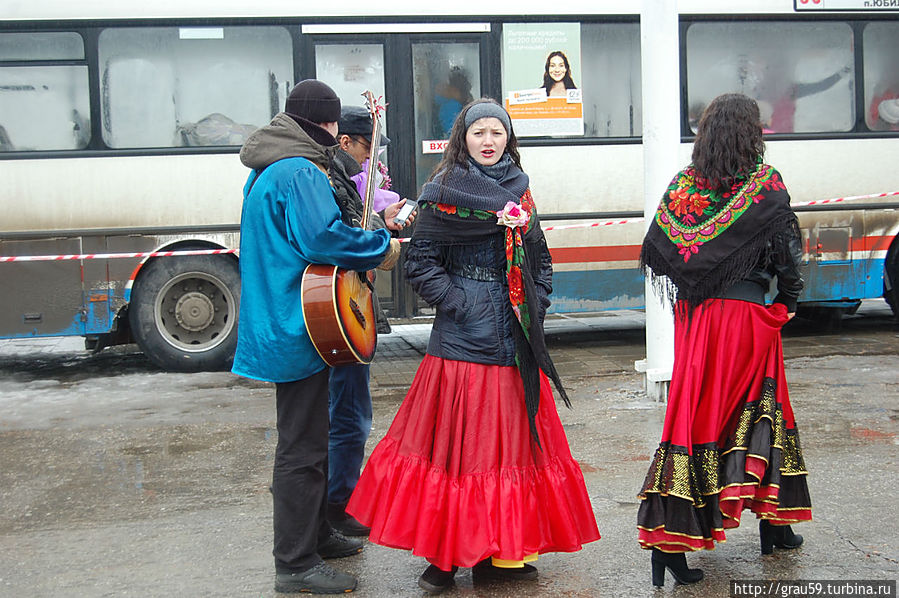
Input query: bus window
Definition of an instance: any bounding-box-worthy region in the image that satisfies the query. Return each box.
[686,22,855,134]
[315,42,393,309]
[412,42,480,190]
[314,43,386,132]
[97,26,293,148]
[314,43,389,171]
[0,32,83,60]
[863,22,899,132]
[0,32,89,152]
[581,23,642,138]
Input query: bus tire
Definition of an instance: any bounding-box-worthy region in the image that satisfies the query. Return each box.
[129,255,240,371]
[885,243,899,320]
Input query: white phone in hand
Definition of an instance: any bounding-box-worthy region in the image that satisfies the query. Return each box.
[392,199,418,225]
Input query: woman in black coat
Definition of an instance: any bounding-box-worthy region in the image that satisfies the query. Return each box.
[347,98,599,595]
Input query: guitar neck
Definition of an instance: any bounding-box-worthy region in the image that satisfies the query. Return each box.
[360,108,381,231]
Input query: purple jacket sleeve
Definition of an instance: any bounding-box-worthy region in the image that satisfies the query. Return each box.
[351,167,401,213]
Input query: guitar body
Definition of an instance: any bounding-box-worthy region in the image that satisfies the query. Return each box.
[302,264,377,366]
[300,90,386,367]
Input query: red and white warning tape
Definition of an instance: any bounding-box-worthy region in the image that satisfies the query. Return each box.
[792,189,899,207]
[543,218,641,232]
[2,191,896,261]
[0,248,237,263]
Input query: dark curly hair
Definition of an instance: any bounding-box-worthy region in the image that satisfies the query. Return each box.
[691,93,765,189]
[428,98,521,183]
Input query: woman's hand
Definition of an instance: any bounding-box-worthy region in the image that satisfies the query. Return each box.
[787,312,796,320]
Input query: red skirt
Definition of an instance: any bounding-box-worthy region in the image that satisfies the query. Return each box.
[347,355,600,571]
[637,300,812,552]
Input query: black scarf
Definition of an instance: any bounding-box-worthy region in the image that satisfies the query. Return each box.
[641,163,799,309]
[416,160,569,447]
[330,149,365,227]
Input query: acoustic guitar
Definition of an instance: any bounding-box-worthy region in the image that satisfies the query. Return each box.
[302,91,384,366]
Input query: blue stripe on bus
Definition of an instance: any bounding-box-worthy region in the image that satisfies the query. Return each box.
[802,257,885,303]
[548,257,887,313]
[6,315,86,339]
[549,268,646,313]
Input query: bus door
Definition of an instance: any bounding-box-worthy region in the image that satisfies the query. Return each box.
[308,24,492,317]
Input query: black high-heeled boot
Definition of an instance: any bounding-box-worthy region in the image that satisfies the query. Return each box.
[650,548,704,587]
[760,519,775,554]
[760,520,804,555]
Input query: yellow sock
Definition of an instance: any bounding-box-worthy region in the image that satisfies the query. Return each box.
[491,553,538,568]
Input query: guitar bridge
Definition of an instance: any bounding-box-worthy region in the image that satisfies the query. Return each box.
[349,298,367,329]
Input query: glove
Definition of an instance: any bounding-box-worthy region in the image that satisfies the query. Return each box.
[377,238,402,271]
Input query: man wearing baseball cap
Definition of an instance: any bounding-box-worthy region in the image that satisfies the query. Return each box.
[233,79,400,594]
[326,105,415,539]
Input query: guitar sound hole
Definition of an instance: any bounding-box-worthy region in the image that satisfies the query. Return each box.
[349,298,367,329]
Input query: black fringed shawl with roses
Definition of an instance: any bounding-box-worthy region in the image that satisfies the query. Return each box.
[640,162,800,309]
[414,160,569,447]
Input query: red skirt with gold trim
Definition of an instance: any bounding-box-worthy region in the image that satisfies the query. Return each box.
[347,355,600,571]
[637,299,811,552]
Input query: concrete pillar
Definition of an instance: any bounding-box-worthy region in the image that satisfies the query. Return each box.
[636,0,679,401]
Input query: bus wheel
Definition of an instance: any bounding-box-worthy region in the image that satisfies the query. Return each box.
[885,244,899,320]
[129,255,240,371]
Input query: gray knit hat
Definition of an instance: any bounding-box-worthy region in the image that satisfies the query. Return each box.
[464,101,511,134]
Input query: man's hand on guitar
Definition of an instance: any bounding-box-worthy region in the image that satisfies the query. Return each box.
[377,238,402,271]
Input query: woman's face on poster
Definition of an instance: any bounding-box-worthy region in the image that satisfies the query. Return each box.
[548,55,568,82]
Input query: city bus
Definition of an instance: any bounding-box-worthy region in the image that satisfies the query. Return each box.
[1,0,897,371]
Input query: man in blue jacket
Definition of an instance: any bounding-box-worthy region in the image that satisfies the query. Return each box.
[233,79,400,595]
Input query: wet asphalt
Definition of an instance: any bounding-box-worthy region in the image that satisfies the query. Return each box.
[0,302,896,597]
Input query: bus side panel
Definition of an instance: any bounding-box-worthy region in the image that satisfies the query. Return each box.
[545,220,644,312]
[81,235,114,335]
[798,209,898,305]
[4,156,244,233]
[0,238,87,338]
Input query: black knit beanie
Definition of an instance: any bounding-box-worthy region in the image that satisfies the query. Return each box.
[285,80,341,124]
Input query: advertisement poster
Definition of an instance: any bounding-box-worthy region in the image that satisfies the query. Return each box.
[503,23,583,137]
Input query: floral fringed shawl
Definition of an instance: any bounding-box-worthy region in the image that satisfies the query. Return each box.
[640,163,799,309]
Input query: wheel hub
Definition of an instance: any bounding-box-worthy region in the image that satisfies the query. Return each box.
[174,291,215,332]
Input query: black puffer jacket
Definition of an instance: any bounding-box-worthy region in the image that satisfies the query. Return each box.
[405,232,553,366]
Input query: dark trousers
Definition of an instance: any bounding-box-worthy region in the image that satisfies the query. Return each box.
[328,363,373,505]
[273,370,331,573]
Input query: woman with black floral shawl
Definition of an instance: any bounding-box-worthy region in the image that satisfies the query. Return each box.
[347,99,599,594]
[637,93,811,587]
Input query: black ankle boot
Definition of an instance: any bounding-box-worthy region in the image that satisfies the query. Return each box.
[650,548,704,587]
[761,520,804,554]
[418,564,458,595]
[775,525,803,549]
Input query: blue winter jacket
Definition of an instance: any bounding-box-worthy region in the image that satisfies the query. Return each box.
[232,114,391,383]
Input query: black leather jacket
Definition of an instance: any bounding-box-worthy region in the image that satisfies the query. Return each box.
[405,233,553,366]
[721,223,804,311]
